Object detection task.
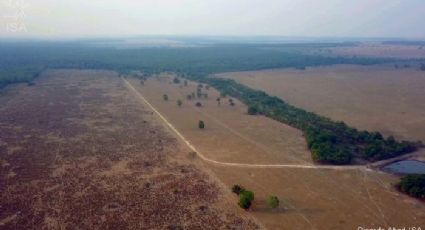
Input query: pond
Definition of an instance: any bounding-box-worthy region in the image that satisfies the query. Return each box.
[384,160,425,174]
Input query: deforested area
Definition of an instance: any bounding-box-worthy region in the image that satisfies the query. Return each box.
[0,70,258,229]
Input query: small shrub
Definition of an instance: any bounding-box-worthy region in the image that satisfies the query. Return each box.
[177,99,182,107]
[232,185,245,195]
[198,120,205,129]
[267,196,279,209]
[173,77,180,84]
[163,94,169,101]
[195,102,202,107]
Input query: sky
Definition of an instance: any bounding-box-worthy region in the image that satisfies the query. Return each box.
[1,0,424,39]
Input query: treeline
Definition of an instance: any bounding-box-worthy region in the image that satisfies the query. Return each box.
[0,66,44,88]
[0,42,389,88]
[398,174,425,199]
[199,78,418,164]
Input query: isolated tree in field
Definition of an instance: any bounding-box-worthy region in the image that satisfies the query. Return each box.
[198,120,205,129]
[196,88,202,98]
[216,97,221,105]
[229,98,235,106]
[163,94,169,101]
[267,196,279,209]
[232,185,245,195]
[177,99,183,107]
[238,190,254,210]
[195,102,202,107]
[173,77,180,84]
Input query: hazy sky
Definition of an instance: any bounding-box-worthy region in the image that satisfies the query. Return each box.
[1,0,424,38]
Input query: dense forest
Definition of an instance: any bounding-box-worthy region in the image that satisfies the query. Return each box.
[0,42,387,88]
[0,41,422,164]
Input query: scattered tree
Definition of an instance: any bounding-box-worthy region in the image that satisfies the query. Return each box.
[216,97,221,105]
[196,88,202,98]
[198,120,205,129]
[186,94,192,100]
[229,98,235,106]
[267,196,280,209]
[177,99,183,107]
[238,190,255,210]
[173,77,181,84]
[195,102,202,107]
[163,94,169,101]
[184,80,188,86]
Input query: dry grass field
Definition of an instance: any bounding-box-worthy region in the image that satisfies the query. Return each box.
[312,43,425,58]
[219,65,425,143]
[128,75,425,230]
[0,70,259,229]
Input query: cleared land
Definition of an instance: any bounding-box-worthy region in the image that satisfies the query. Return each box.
[0,70,259,229]
[219,65,425,143]
[128,75,425,230]
[312,43,425,58]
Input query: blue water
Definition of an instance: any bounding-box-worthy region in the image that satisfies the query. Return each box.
[384,160,425,174]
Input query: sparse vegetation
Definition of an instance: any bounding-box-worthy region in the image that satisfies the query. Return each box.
[195,102,202,107]
[232,185,245,195]
[216,97,221,105]
[267,196,280,209]
[163,94,169,101]
[177,99,183,107]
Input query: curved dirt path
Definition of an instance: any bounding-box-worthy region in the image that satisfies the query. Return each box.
[124,78,367,171]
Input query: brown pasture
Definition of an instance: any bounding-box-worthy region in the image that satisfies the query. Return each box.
[219,65,425,143]
[0,70,259,229]
[128,75,425,230]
